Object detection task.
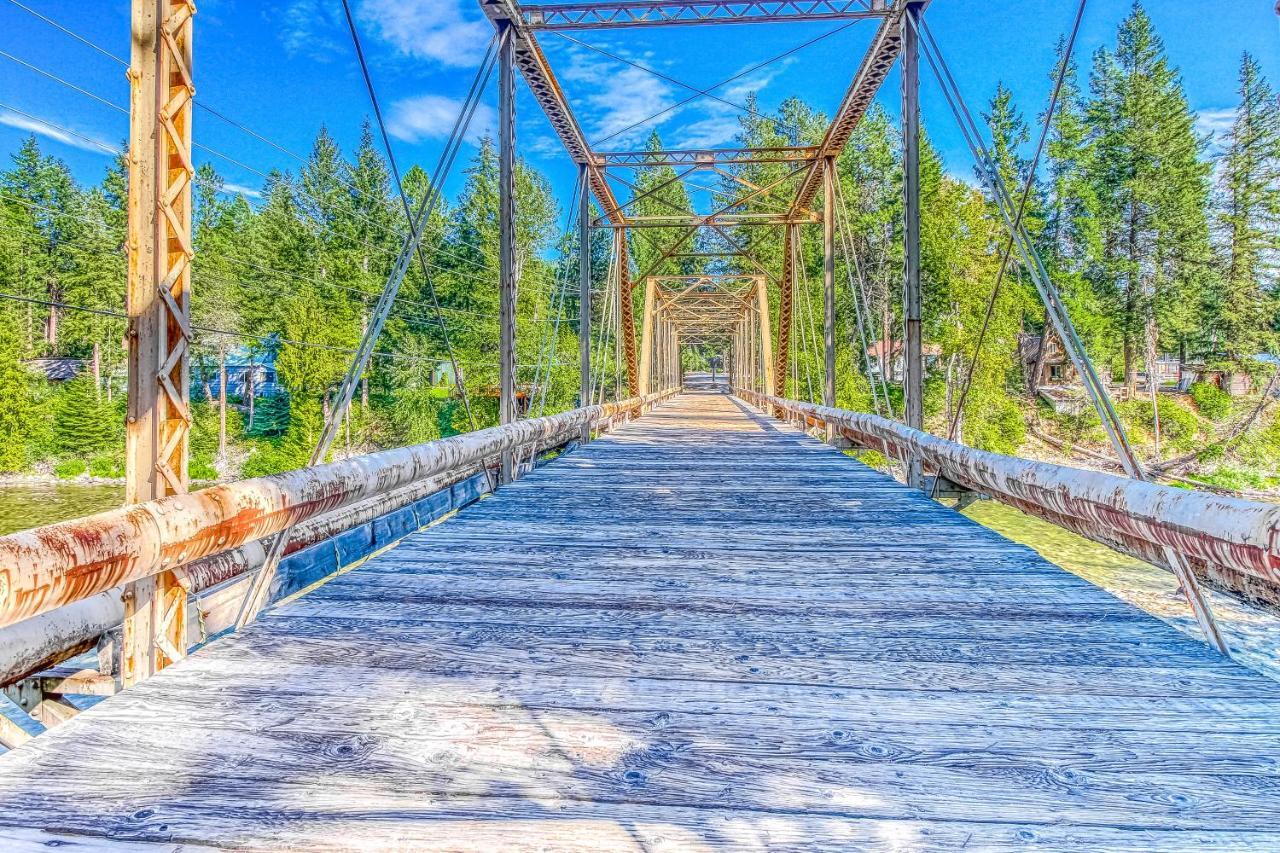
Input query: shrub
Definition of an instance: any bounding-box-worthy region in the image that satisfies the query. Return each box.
[88,455,123,479]
[54,458,87,479]
[1119,397,1200,452]
[1189,381,1231,421]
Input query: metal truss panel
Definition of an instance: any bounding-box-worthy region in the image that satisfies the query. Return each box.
[480,0,626,223]
[598,146,818,168]
[788,3,905,215]
[523,1,891,30]
[597,213,818,229]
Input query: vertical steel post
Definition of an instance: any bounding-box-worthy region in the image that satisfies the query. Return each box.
[902,2,925,489]
[122,0,195,687]
[756,277,775,395]
[498,22,517,483]
[616,230,639,394]
[823,158,837,413]
[638,276,657,395]
[578,167,591,435]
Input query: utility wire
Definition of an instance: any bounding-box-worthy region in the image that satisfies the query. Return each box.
[941,0,1087,448]
[592,21,859,147]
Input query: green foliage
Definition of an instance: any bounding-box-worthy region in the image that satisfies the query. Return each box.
[53,375,112,457]
[54,458,86,479]
[1188,381,1231,421]
[0,309,32,472]
[1118,396,1200,452]
[88,455,123,479]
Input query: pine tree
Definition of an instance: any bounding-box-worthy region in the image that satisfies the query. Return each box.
[1210,52,1280,359]
[53,374,112,456]
[0,309,32,472]
[1086,3,1213,390]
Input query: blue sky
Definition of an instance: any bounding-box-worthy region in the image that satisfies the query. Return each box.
[1,0,1277,215]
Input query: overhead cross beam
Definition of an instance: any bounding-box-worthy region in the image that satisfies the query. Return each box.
[522,1,891,30]
[788,2,908,216]
[597,146,818,168]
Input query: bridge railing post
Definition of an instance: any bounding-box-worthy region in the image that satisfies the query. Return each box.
[121,0,195,688]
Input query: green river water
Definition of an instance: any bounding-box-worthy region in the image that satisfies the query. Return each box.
[0,483,1275,680]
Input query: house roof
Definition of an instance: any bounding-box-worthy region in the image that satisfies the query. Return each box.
[866,340,942,360]
[24,357,87,381]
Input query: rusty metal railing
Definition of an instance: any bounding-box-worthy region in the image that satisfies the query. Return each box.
[0,391,676,643]
[737,390,1280,609]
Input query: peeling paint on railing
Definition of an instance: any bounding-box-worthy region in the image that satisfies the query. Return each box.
[0,391,675,630]
[739,390,1280,601]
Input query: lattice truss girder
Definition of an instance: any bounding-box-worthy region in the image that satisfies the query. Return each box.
[482,0,911,393]
[653,275,762,341]
[523,1,891,30]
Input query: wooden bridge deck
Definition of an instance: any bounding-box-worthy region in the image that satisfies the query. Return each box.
[3,390,1280,850]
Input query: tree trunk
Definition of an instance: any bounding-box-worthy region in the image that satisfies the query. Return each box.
[1145,316,1161,461]
[1027,309,1051,399]
[218,346,228,461]
[44,284,58,351]
[92,342,101,398]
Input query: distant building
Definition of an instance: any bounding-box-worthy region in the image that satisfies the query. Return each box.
[866,340,941,383]
[198,346,282,399]
[1019,333,1077,387]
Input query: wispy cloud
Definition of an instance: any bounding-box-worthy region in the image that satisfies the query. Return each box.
[557,45,680,149]
[276,0,345,62]
[0,110,116,155]
[522,134,568,159]
[672,60,793,149]
[276,0,488,67]
[357,0,490,68]
[222,182,263,199]
[1196,107,1235,155]
[386,94,496,144]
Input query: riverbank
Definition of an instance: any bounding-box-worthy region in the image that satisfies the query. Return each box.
[967,501,1280,683]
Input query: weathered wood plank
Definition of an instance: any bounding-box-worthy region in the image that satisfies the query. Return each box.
[0,390,1279,848]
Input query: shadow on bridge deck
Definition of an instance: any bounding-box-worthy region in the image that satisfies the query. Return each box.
[2,391,1280,850]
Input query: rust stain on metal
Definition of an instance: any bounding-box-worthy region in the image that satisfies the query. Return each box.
[742,391,1280,595]
[0,391,675,630]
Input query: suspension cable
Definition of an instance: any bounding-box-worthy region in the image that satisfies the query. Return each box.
[236,25,499,628]
[941,0,1087,448]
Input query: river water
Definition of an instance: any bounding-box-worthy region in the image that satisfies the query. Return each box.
[0,483,1275,680]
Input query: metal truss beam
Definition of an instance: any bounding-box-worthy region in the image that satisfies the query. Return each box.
[597,146,818,168]
[480,1,625,224]
[123,0,195,688]
[596,213,817,229]
[522,1,891,30]
[788,2,907,217]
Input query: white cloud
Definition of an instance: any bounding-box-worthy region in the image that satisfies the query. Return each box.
[277,0,344,61]
[523,134,568,159]
[357,0,490,68]
[672,61,794,150]
[1196,107,1235,155]
[557,45,680,149]
[222,182,263,199]
[386,94,497,144]
[0,110,116,155]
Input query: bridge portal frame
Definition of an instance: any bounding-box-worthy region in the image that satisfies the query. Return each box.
[478,0,921,414]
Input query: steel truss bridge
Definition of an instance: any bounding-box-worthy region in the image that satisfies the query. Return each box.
[2,1,1280,849]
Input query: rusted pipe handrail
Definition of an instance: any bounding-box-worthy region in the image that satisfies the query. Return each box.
[0,391,676,631]
[737,390,1280,592]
